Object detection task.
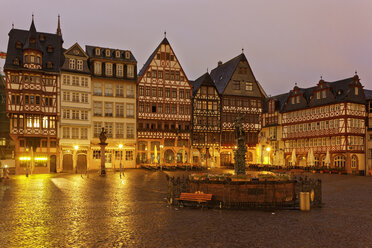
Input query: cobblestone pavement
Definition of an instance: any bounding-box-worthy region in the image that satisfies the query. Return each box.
[0,170,371,248]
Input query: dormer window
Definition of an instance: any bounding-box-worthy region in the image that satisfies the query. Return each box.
[322,90,326,98]
[125,51,130,59]
[95,48,100,56]
[296,96,300,103]
[115,50,120,58]
[316,91,320,99]
[47,45,53,53]
[47,61,53,69]
[105,49,110,57]
[15,42,22,49]
[30,38,35,44]
[36,56,41,64]
[355,87,359,95]
[39,34,45,41]
[291,97,295,104]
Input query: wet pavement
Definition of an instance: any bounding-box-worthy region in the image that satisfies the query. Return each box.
[0,169,371,248]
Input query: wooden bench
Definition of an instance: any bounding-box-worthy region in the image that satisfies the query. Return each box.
[176,192,213,208]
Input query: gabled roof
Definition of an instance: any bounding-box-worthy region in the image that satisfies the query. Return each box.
[4,20,63,73]
[210,53,246,94]
[210,53,267,97]
[263,92,289,113]
[191,72,216,95]
[138,37,169,77]
[64,42,89,59]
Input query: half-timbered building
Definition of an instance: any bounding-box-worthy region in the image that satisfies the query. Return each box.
[260,94,288,166]
[210,53,267,167]
[191,72,221,167]
[281,75,366,174]
[4,17,63,174]
[86,45,137,169]
[364,89,372,175]
[59,43,91,173]
[0,73,15,171]
[137,36,192,167]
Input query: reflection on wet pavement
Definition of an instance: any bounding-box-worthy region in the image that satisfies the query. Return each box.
[0,170,371,247]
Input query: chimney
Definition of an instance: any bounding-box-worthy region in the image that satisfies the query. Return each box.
[218,61,222,67]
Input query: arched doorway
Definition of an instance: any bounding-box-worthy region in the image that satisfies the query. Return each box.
[220,151,231,167]
[192,149,200,164]
[164,149,174,163]
[63,154,73,172]
[77,154,87,173]
[50,155,57,173]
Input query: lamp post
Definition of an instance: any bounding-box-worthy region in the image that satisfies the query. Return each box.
[119,144,123,178]
[160,144,163,171]
[74,145,79,174]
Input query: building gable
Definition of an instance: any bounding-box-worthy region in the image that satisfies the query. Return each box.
[138,37,191,88]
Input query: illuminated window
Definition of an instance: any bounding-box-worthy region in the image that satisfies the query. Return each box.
[43,116,48,128]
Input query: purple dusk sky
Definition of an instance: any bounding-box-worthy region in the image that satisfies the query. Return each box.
[1,0,371,95]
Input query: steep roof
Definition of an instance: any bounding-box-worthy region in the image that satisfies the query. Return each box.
[210,53,267,97]
[138,38,169,77]
[4,21,63,73]
[191,72,216,95]
[210,53,245,94]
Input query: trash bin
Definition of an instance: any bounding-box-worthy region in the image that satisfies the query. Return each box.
[300,192,310,211]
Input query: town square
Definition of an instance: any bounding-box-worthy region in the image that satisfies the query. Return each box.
[0,0,371,247]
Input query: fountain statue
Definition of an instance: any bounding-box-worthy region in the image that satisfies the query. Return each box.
[234,115,246,175]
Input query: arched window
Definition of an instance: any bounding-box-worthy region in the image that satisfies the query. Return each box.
[334,155,346,168]
[351,155,357,169]
[165,149,174,163]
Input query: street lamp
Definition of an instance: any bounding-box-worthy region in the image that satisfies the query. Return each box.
[74,145,79,174]
[119,144,123,178]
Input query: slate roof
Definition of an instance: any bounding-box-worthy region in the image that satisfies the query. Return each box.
[364,89,372,100]
[4,20,63,73]
[265,76,367,113]
[138,38,169,77]
[210,53,246,94]
[191,72,216,95]
[85,45,136,62]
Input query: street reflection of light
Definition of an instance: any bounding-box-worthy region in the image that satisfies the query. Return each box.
[19,156,31,161]
[34,157,48,161]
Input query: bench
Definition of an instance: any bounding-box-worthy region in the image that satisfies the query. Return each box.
[176,192,213,208]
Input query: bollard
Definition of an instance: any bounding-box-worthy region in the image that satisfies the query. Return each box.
[300,192,310,211]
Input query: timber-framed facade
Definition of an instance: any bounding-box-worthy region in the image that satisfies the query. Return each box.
[191,72,221,167]
[4,18,63,174]
[210,53,267,167]
[137,37,192,167]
